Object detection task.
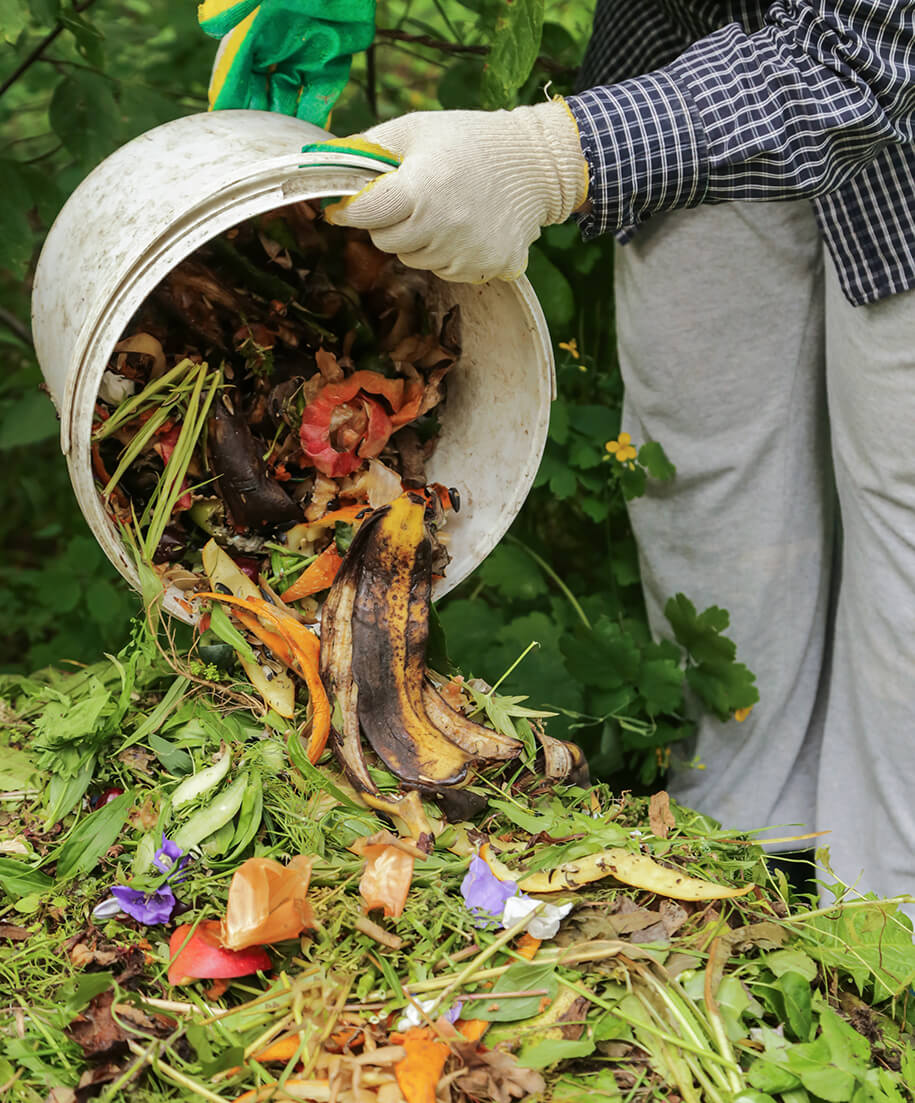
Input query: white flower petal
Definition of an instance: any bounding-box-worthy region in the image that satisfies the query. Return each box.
[92,896,124,919]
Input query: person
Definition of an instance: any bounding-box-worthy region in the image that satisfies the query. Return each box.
[323,1,915,914]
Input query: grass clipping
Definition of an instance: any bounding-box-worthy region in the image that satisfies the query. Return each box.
[1,621,914,1103]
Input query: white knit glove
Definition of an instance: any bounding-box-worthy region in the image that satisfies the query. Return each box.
[324,100,589,284]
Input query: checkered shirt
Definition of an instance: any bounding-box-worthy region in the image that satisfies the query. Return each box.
[567,1,915,305]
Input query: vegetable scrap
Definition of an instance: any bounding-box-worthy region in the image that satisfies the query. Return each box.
[93,200,461,616]
[2,624,915,1102]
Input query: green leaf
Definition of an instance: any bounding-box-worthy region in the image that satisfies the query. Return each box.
[28,0,58,23]
[479,544,546,601]
[569,404,618,441]
[567,439,603,470]
[487,798,554,835]
[804,902,915,999]
[747,1058,803,1094]
[773,971,814,1042]
[0,858,53,897]
[206,601,257,665]
[461,962,557,1022]
[639,440,676,481]
[664,593,735,664]
[53,790,132,880]
[0,0,29,43]
[686,659,759,722]
[548,399,569,445]
[0,160,36,279]
[579,496,610,522]
[58,972,115,1013]
[816,999,870,1070]
[437,59,485,110]
[49,72,120,168]
[479,0,544,107]
[560,615,640,690]
[148,733,194,775]
[526,245,574,331]
[548,465,577,499]
[517,1035,596,1069]
[618,463,646,500]
[637,657,684,717]
[763,949,818,982]
[59,7,104,67]
[0,747,42,790]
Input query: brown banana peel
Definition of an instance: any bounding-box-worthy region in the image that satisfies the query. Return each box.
[516,848,755,902]
[348,497,476,786]
[319,493,584,809]
[422,682,522,760]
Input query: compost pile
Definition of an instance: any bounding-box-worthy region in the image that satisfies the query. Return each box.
[93,199,461,616]
[2,625,915,1103]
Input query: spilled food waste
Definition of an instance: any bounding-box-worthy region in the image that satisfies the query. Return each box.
[4,210,915,1102]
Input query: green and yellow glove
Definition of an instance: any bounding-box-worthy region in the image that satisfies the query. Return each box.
[199,0,375,126]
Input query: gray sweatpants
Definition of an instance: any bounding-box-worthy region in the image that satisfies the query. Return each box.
[615,199,915,909]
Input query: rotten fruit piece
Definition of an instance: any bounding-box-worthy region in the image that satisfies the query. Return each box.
[516,848,755,901]
[318,494,593,805]
[351,831,422,919]
[222,855,314,950]
[168,921,270,985]
[280,544,344,603]
[299,369,424,477]
[209,390,301,528]
[200,589,331,762]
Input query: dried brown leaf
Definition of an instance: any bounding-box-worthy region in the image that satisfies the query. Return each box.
[648,791,676,839]
[0,923,31,942]
[66,991,169,1058]
[453,1045,545,1103]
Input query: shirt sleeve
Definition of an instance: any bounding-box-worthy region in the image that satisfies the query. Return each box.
[566,1,915,239]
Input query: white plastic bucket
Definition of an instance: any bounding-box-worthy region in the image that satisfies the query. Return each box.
[31,110,555,620]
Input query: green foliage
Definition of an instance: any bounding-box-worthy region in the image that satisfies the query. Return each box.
[0,0,756,791]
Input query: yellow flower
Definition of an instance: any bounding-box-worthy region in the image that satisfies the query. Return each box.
[605,432,638,464]
[558,338,579,360]
[734,706,754,723]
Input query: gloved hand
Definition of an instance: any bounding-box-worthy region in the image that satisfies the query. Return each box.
[199,0,375,126]
[324,101,589,283]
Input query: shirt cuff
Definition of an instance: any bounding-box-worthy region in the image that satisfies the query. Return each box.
[566,70,709,240]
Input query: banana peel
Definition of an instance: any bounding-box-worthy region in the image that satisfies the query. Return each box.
[516,848,755,902]
[320,495,528,799]
[348,498,476,786]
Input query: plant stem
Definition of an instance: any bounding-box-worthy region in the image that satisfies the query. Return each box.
[488,640,539,696]
[0,0,99,99]
[507,535,592,630]
[427,907,543,1017]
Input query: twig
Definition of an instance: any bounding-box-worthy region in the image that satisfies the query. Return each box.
[0,0,99,99]
[375,28,576,79]
[0,307,32,347]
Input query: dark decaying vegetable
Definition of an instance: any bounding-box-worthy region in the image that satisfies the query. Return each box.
[208,390,301,529]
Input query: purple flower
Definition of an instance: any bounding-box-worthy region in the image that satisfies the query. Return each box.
[110,884,177,925]
[461,856,518,926]
[153,835,188,879]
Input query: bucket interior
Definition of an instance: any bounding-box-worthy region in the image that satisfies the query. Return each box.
[70,183,552,622]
